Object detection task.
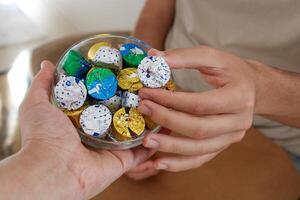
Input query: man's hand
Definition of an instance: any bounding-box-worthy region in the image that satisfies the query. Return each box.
[0,61,154,200]
[131,47,257,174]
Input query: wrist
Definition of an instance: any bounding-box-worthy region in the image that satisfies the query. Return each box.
[247,60,276,115]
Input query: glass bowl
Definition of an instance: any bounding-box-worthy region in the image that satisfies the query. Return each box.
[52,34,161,150]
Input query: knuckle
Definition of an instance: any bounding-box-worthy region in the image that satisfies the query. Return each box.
[244,96,255,110]
[154,113,171,127]
[190,103,205,115]
[163,142,181,154]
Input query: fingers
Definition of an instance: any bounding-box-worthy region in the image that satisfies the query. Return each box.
[143,132,245,156]
[110,146,156,172]
[153,151,220,172]
[138,100,251,139]
[139,87,243,115]
[148,48,166,57]
[27,61,56,104]
[126,161,159,181]
[161,46,238,70]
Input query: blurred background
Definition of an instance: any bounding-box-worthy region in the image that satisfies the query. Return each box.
[0,0,145,158]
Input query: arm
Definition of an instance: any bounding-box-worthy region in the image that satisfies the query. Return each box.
[133,0,175,50]
[250,60,300,128]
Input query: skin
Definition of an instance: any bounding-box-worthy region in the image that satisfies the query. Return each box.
[0,61,154,200]
[127,0,300,180]
[133,0,175,50]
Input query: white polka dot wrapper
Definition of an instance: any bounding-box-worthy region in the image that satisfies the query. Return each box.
[137,56,171,88]
[122,91,140,108]
[101,91,122,113]
[54,76,87,110]
[93,46,123,69]
[79,105,112,138]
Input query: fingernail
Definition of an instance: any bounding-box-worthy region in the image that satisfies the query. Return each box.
[145,138,159,148]
[40,61,46,69]
[156,162,168,170]
[40,60,49,69]
[138,103,152,116]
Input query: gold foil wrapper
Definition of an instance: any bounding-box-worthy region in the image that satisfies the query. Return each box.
[64,105,87,128]
[88,42,111,60]
[113,107,145,140]
[164,80,177,91]
[144,115,159,130]
[117,68,143,92]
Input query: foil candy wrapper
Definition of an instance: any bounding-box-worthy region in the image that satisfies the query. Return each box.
[113,107,145,140]
[80,104,112,138]
[62,50,92,79]
[88,42,111,60]
[138,56,171,88]
[164,80,177,91]
[101,91,122,113]
[54,76,87,110]
[92,46,123,70]
[117,68,143,92]
[64,105,87,128]
[119,43,147,67]
[85,67,117,100]
[122,91,140,108]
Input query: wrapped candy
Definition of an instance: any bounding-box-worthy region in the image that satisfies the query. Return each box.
[137,56,171,88]
[88,42,111,60]
[54,76,87,110]
[117,68,143,92]
[92,46,122,69]
[85,67,117,100]
[119,43,147,67]
[80,104,112,138]
[62,50,91,79]
[113,108,145,140]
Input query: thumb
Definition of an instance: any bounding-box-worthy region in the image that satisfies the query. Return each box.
[27,60,56,104]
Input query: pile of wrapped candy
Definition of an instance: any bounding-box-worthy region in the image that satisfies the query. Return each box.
[53,36,176,145]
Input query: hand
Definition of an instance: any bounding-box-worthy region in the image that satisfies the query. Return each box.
[135,47,256,173]
[14,61,153,199]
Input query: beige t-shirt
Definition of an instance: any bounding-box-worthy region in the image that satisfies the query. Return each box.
[165,0,300,155]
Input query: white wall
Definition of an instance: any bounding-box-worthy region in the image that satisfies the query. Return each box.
[0,0,146,71]
[16,0,145,39]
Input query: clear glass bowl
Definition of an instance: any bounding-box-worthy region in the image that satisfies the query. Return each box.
[52,34,160,150]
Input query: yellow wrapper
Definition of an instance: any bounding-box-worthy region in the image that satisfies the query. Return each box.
[88,42,111,60]
[64,105,87,128]
[164,80,177,91]
[113,108,145,140]
[144,115,159,130]
[117,68,143,92]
